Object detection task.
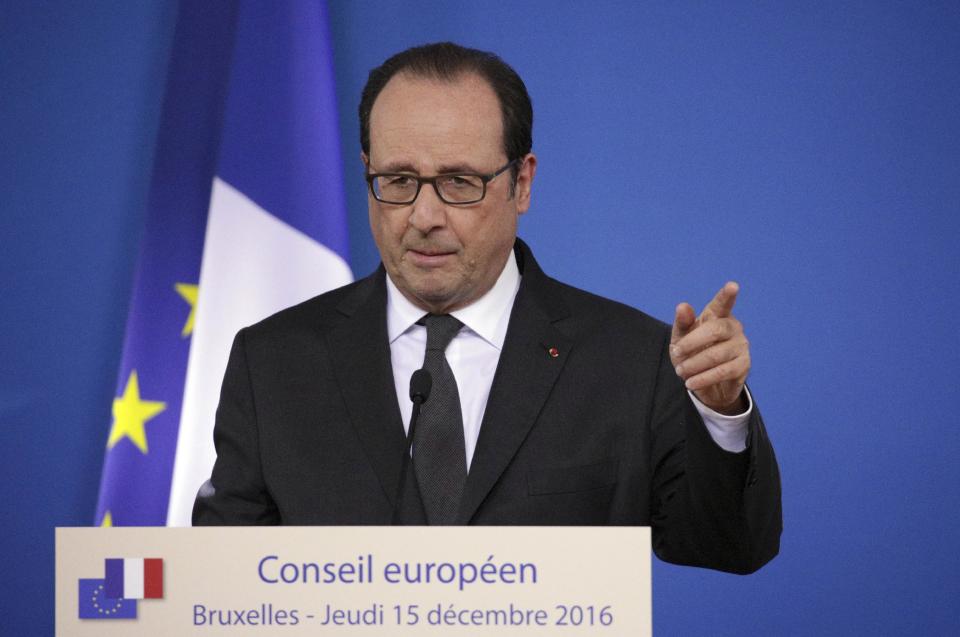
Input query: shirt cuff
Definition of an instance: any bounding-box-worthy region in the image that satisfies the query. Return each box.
[688,387,752,453]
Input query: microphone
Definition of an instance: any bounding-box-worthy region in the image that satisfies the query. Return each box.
[409,368,432,406]
[391,369,432,524]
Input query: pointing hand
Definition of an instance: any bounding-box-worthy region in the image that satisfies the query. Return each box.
[670,282,750,414]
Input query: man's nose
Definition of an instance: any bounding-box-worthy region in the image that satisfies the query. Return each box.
[408,183,448,233]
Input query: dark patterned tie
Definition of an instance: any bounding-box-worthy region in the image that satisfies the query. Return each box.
[414,314,467,525]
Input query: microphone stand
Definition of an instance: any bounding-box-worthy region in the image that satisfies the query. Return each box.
[391,369,431,525]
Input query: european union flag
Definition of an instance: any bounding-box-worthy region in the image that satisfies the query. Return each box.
[94,0,352,527]
[78,579,137,620]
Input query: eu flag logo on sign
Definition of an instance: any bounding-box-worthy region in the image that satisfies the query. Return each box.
[78,579,137,619]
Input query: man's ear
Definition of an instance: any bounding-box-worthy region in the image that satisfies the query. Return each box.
[360,151,369,170]
[515,153,537,215]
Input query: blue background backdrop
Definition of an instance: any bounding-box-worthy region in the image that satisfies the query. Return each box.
[2,1,958,634]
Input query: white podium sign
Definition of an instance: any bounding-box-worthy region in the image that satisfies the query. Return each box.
[56,526,650,636]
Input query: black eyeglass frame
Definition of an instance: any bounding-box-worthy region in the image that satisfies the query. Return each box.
[365,159,520,205]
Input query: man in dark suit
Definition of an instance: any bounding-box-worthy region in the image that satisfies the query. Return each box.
[193,42,781,575]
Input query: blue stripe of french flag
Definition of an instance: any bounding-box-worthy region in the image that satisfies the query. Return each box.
[104,558,163,599]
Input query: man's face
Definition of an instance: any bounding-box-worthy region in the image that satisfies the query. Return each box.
[365,72,536,314]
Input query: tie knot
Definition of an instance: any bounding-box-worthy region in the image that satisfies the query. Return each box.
[423,314,463,352]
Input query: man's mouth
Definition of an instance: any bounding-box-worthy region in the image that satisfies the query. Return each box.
[406,247,456,265]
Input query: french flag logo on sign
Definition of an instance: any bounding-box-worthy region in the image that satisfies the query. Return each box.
[104,558,164,599]
[78,557,164,620]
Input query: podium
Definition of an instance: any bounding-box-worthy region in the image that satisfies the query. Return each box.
[56,526,651,635]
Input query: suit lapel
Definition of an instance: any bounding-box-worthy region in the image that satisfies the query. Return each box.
[456,242,573,523]
[325,268,407,509]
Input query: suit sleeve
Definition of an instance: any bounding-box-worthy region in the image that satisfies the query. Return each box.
[649,331,781,574]
[192,328,280,525]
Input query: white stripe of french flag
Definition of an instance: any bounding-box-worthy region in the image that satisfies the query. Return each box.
[104,558,163,599]
[124,558,144,598]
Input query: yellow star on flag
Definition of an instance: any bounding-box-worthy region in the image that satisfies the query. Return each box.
[174,282,199,337]
[106,370,166,454]
[100,511,113,527]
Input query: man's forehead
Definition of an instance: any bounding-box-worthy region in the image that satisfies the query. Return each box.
[367,71,504,168]
[374,69,494,105]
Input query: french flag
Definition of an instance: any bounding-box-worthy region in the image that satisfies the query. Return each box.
[93,1,353,529]
[104,558,163,599]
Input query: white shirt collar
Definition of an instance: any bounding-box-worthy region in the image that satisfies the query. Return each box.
[386,249,521,350]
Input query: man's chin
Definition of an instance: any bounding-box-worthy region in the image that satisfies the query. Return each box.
[389,266,472,313]
[410,287,459,312]
[397,279,465,313]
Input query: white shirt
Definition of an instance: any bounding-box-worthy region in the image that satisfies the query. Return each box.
[386,252,750,470]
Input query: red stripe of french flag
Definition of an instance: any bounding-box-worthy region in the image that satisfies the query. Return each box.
[143,558,163,599]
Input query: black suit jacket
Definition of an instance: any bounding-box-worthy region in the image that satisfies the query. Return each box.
[193,240,781,574]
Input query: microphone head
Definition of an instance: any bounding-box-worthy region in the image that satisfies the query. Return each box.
[409,368,432,404]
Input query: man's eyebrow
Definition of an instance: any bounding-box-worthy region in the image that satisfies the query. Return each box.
[374,162,483,175]
[375,161,418,173]
[435,162,482,174]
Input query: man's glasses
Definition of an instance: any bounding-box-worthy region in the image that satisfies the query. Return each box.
[366,159,518,205]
